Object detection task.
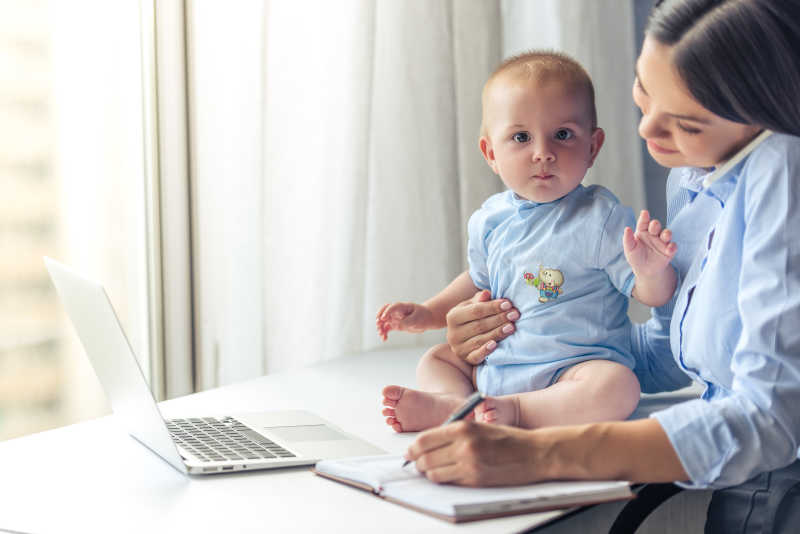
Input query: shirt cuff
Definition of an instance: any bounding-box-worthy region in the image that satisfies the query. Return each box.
[651,398,738,489]
[620,272,635,298]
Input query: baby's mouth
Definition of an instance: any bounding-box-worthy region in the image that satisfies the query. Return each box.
[532,173,554,180]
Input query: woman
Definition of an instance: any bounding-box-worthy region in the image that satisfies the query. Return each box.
[405,0,800,531]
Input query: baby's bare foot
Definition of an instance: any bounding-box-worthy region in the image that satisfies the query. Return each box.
[381,385,467,432]
[475,395,520,427]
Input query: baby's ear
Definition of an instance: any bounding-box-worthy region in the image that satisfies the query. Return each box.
[479,137,499,175]
[588,127,605,167]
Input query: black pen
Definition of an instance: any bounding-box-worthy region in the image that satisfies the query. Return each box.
[402,391,485,468]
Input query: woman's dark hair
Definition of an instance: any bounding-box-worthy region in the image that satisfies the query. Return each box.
[647,0,800,136]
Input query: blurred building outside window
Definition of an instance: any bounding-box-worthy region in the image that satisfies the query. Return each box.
[0,0,151,441]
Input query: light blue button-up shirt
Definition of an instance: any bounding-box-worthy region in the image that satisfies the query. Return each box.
[633,133,800,489]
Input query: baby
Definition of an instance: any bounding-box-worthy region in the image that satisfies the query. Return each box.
[377,51,677,431]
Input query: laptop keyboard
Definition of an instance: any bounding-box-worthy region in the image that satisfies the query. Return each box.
[166,416,296,463]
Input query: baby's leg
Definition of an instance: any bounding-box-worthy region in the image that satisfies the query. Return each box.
[477,360,640,429]
[382,343,476,432]
[415,342,475,395]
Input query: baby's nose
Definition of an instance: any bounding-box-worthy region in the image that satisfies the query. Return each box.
[532,146,556,162]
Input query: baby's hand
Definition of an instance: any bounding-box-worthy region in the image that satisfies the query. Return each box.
[375,302,434,341]
[623,210,677,278]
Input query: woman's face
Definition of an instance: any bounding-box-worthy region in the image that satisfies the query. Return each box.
[633,36,762,169]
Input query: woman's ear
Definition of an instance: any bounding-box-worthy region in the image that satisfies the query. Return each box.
[588,127,605,167]
[479,136,499,175]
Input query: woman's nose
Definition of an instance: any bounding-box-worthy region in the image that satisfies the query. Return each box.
[638,109,666,140]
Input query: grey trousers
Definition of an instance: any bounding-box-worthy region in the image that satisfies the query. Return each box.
[705,460,800,533]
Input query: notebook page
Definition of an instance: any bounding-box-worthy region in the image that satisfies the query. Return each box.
[315,455,420,491]
[382,478,632,517]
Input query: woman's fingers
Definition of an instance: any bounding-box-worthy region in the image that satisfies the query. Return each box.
[442,292,519,362]
[420,463,465,485]
[463,311,516,339]
[463,323,517,364]
[471,288,492,303]
[409,421,553,487]
[464,340,496,366]
[413,438,459,475]
[408,419,470,455]
[446,299,517,332]
[450,296,506,325]
[446,299,514,328]
[447,313,516,363]
[408,424,477,484]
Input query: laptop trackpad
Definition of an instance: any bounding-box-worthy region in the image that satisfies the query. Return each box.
[266,425,347,442]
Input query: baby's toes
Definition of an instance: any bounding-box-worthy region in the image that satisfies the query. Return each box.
[385,416,403,432]
[474,398,496,422]
[382,385,405,402]
[473,406,490,423]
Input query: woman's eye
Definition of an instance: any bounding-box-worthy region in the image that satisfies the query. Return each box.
[555,129,573,141]
[512,132,530,143]
[677,122,701,135]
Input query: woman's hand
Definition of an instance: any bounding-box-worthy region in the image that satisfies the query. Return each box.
[445,290,519,365]
[404,420,547,487]
[405,418,689,487]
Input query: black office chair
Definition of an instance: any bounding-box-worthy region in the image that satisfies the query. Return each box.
[608,483,685,534]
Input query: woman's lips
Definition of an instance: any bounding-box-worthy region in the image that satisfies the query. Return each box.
[647,140,679,154]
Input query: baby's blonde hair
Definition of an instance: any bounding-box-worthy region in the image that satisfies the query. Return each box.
[480,50,597,138]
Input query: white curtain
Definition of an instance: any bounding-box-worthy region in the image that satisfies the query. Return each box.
[501,0,645,210]
[188,0,644,385]
[261,0,504,373]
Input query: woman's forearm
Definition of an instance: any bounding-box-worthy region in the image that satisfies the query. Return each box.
[536,418,688,483]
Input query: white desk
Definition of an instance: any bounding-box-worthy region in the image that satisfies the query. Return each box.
[0,348,708,534]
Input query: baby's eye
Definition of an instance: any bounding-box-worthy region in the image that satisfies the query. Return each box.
[512,132,530,143]
[554,129,573,141]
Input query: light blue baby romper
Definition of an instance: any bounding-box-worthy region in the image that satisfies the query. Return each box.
[468,185,637,396]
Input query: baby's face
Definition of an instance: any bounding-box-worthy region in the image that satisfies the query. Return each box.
[481,79,602,203]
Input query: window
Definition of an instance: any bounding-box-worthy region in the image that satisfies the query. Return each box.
[0,0,151,441]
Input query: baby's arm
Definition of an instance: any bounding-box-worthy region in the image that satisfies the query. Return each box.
[376,271,479,341]
[623,210,677,307]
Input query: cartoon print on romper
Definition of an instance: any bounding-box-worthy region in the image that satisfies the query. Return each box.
[524,266,564,303]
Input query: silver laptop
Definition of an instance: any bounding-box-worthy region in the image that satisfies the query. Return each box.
[44,257,383,475]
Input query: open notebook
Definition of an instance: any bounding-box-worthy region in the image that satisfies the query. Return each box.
[313,455,633,523]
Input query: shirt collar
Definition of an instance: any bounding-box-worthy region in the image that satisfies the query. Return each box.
[678,167,711,193]
[678,165,738,205]
[509,185,583,214]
